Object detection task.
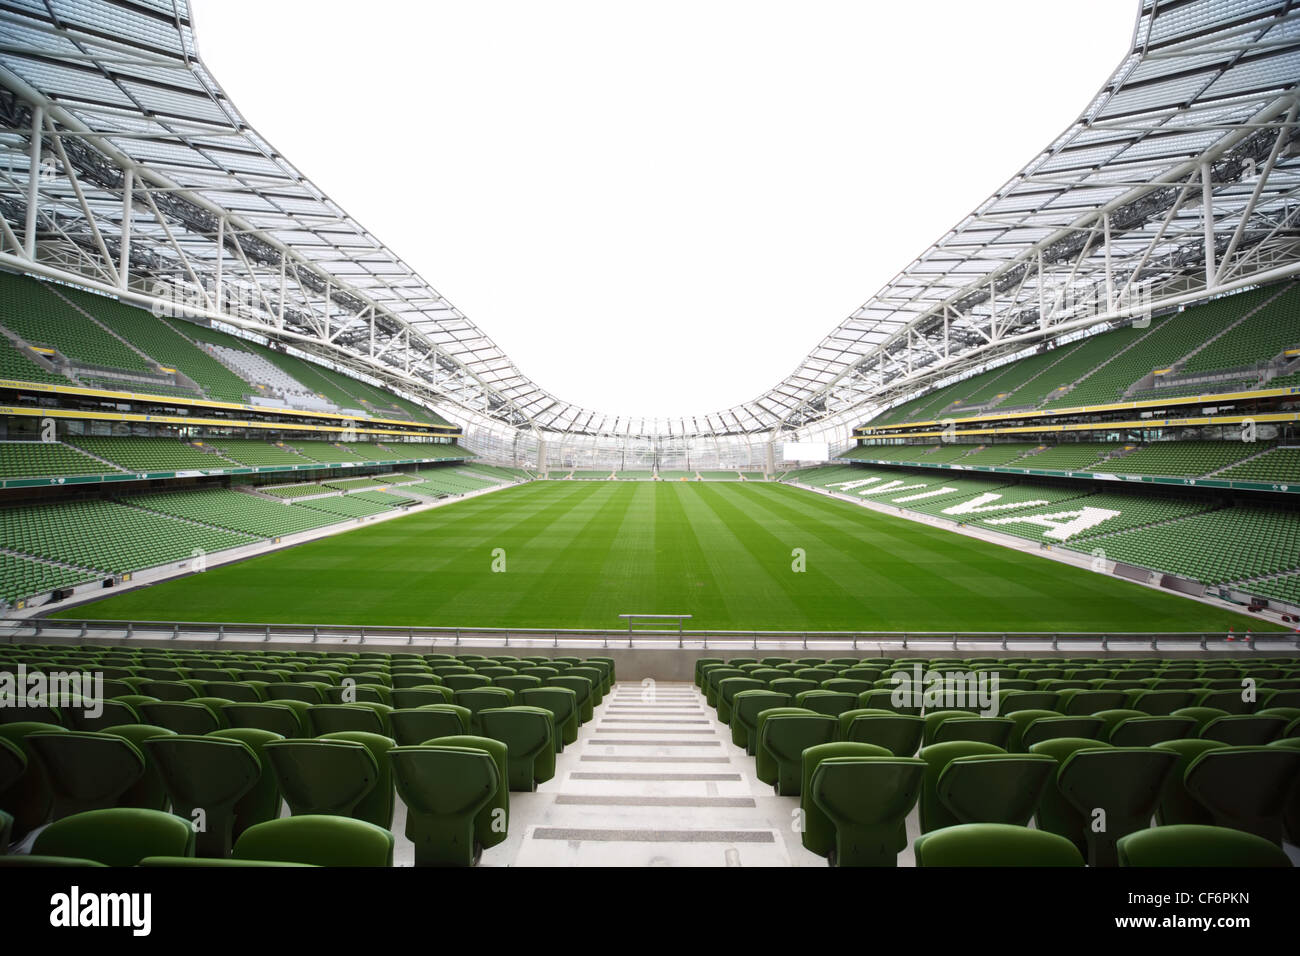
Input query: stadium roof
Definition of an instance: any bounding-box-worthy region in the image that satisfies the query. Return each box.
[0,0,1298,439]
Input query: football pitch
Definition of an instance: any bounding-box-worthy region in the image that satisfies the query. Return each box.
[58,481,1278,632]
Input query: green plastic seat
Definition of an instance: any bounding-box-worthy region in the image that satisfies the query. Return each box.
[306,704,387,736]
[1108,716,1196,747]
[1199,715,1287,746]
[857,689,920,716]
[452,688,515,735]
[25,730,148,819]
[202,681,263,703]
[222,702,305,737]
[838,709,924,756]
[261,738,379,820]
[1020,716,1103,750]
[138,701,221,736]
[317,731,395,829]
[1151,739,1229,826]
[914,822,1084,867]
[101,724,177,811]
[1027,737,1113,855]
[566,667,607,706]
[390,687,455,708]
[937,753,1057,827]
[694,658,724,688]
[136,680,194,702]
[1170,706,1231,730]
[800,742,891,859]
[1058,689,1129,715]
[1117,824,1292,867]
[792,690,858,719]
[932,716,1014,748]
[144,735,261,857]
[0,697,62,726]
[232,815,393,866]
[918,741,1006,833]
[1005,709,1062,751]
[480,706,556,791]
[998,691,1061,714]
[730,690,792,753]
[1091,708,1147,737]
[31,807,195,866]
[517,688,579,749]
[1055,746,1178,866]
[67,698,143,732]
[495,675,542,695]
[1184,746,1300,845]
[266,682,330,704]
[207,728,285,838]
[717,678,766,724]
[390,705,472,746]
[0,722,67,840]
[756,711,837,795]
[390,737,508,866]
[551,676,594,723]
[809,756,926,866]
[1128,689,1197,715]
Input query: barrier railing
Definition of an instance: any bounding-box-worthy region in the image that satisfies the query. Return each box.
[3,618,1297,652]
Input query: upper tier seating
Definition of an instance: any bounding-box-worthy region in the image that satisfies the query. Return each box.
[57,286,253,404]
[0,272,153,375]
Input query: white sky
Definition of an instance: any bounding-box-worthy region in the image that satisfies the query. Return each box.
[190,0,1137,419]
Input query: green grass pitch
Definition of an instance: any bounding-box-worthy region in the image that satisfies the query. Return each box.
[59,481,1281,632]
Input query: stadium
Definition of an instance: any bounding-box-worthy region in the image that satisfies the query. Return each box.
[0,0,1299,901]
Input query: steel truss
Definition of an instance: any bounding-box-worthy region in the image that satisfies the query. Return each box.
[0,0,1298,458]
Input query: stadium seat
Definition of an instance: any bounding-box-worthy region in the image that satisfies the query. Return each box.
[390,687,455,708]
[1199,715,1287,745]
[261,738,379,821]
[1020,715,1103,750]
[936,753,1057,827]
[1056,746,1179,866]
[551,676,595,723]
[207,728,284,838]
[0,722,68,839]
[389,705,471,746]
[516,688,579,748]
[756,711,838,795]
[1027,737,1113,855]
[1117,824,1292,868]
[232,815,393,867]
[792,690,858,719]
[1107,716,1196,747]
[839,709,924,756]
[138,701,221,736]
[725,689,786,751]
[479,706,556,791]
[389,739,507,867]
[914,823,1084,867]
[1184,746,1300,844]
[31,805,196,866]
[717,677,766,723]
[809,756,926,866]
[222,702,305,737]
[102,724,175,811]
[144,734,261,856]
[1150,739,1229,825]
[918,741,1006,832]
[932,716,1014,748]
[799,742,892,858]
[25,730,148,819]
[306,704,387,736]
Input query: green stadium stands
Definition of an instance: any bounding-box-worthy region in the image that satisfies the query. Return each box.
[210,439,314,468]
[1216,447,1300,483]
[131,488,343,538]
[0,272,153,374]
[0,336,70,385]
[0,442,122,480]
[296,495,396,520]
[1181,285,1300,375]
[1095,441,1257,478]
[0,552,98,606]
[58,286,254,404]
[67,436,229,472]
[0,499,255,575]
